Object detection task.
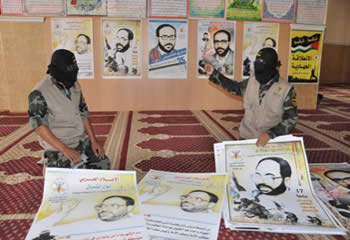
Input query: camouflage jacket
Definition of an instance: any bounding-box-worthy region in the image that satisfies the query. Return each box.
[28,75,90,130]
[209,69,298,138]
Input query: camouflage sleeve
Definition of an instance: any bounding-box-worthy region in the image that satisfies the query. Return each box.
[28,90,49,129]
[79,93,90,120]
[266,86,298,138]
[209,69,248,97]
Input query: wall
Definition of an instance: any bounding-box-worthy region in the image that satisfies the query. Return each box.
[320,0,350,85]
[0,14,325,112]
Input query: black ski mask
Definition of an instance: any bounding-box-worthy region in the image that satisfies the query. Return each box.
[47,49,79,89]
[254,48,279,85]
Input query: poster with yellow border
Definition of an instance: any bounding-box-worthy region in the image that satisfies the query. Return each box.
[25,168,147,240]
[139,170,227,240]
[287,25,325,83]
[214,136,346,235]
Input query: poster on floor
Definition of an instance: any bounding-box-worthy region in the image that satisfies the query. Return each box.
[0,0,23,15]
[242,22,279,79]
[66,0,107,16]
[190,0,225,18]
[148,0,187,18]
[24,0,65,16]
[138,170,227,240]
[107,0,146,18]
[310,162,350,220]
[102,18,142,78]
[262,0,296,23]
[51,18,94,79]
[197,20,236,79]
[214,135,346,235]
[287,24,325,83]
[226,0,262,21]
[296,0,328,25]
[148,19,188,79]
[25,168,148,240]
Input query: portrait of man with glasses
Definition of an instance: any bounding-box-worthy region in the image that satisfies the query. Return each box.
[149,24,177,63]
[203,29,234,75]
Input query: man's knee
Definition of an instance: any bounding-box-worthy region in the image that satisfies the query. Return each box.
[44,151,71,168]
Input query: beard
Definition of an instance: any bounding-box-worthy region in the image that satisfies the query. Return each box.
[215,47,230,57]
[159,43,175,53]
[116,42,130,53]
[256,181,287,196]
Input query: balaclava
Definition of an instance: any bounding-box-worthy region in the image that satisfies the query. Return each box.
[47,49,79,89]
[254,48,279,85]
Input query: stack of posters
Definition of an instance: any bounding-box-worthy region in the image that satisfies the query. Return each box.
[138,170,227,240]
[25,168,148,240]
[310,162,350,220]
[214,135,346,235]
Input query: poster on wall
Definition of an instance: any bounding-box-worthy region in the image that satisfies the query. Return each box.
[51,18,94,79]
[226,0,262,21]
[190,0,225,18]
[148,0,187,18]
[67,0,107,16]
[287,25,325,83]
[148,19,188,79]
[310,162,350,220]
[24,0,65,16]
[25,168,148,240]
[102,19,142,79]
[296,0,328,25]
[242,22,279,79]
[262,0,296,23]
[107,0,146,18]
[197,20,236,79]
[0,0,23,15]
[138,170,227,240]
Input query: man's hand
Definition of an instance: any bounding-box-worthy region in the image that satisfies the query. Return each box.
[91,140,105,159]
[62,147,81,164]
[256,132,271,147]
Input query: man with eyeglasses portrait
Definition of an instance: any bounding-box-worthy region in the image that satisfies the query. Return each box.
[231,157,298,223]
[203,29,234,75]
[323,169,350,218]
[149,24,177,63]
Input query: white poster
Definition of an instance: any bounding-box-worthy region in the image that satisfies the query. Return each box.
[51,18,94,79]
[148,19,188,79]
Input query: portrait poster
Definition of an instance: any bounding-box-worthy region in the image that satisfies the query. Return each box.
[190,0,225,18]
[287,25,325,83]
[25,168,148,240]
[262,0,296,23]
[0,0,23,15]
[107,0,146,18]
[296,0,328,25]
[148,0,187,18]
[102,18,142,79]
[148,19,188,79]
[214,136,346,235]
[226,0,262,21]
[66,0,107,16]
[242,22,279,79]
[310,162,350,220]
[138,170,227,240]
[24,0,65,16]
[197,20,236,79]
[51,18,94,79]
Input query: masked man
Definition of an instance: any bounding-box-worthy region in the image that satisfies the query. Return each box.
[206,47,298,146]
[28,49,110,171]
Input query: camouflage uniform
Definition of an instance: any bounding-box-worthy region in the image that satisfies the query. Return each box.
[28,76,110,170]
[209,69,298,138]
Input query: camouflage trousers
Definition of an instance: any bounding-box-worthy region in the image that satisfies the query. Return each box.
[44,138,110,170]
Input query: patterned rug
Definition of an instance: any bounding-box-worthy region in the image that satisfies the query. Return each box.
[0,84,350,240]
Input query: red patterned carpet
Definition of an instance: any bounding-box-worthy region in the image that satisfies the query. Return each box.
[1,84,350,240]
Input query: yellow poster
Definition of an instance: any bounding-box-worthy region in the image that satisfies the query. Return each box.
[288,27,324,83]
